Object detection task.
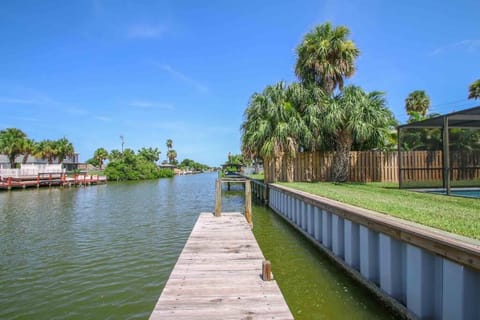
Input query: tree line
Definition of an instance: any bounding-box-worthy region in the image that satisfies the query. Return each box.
[87,139,210,181]
[0,128,74,168]
[240,22,480,183]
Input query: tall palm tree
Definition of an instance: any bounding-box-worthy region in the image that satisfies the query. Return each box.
[55,137,75,163]
[295,22,360,95]
[468,79,480,100]
[166,139,173,151]
[0,128,28,168]
[405,90,430,117]
[323,85,394,182]
[241,81,308,182]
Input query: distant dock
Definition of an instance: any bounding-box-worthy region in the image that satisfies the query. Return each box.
[149,212,293,320]
[0,173,107,190]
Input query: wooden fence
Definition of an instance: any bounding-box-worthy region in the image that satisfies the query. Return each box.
[263,150,480,184]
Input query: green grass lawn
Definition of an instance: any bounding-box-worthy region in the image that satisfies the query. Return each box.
[247,173,264,181]
[279,182,480,240]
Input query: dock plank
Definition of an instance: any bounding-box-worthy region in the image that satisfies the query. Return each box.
[149,212,293,320]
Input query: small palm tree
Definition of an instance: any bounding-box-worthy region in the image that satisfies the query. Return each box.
[323,85,394,182]
[468,79,480,100]
[21,138,36,164]
[405,90,430,117]
[295,22,360,95]
[167,149,177,164]
[0,128,28,168]
[35,140,57,164]
[93,148,109,168]
[55,137,75,163]
[241,81,308,182]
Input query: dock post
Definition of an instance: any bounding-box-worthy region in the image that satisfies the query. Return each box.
[262,260,272,281]
[245,180,252,227]
[215,179,222,217]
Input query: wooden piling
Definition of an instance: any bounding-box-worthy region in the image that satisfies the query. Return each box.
[245,180,252,227]
[214,179,222,217]
[262,260,272,281]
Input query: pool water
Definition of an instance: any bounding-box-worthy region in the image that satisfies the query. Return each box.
[428,189,480,198]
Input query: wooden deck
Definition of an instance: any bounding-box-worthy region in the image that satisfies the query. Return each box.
[0,174,107,190]
[149,212,293,320]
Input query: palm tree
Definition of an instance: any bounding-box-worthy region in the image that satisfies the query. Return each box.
[323,85,394,182]
[166,139,173,151]
[93,148,109,168]
[286,83,324,180]
[109,149,122,162]
[167,149,177,164]
[468,79,480,100]
[295,22,360,95]
[21,138,36,164]
[138,147,160,163]
[0,128,28,168]
[34,140,57,164]
[405,90,430,117]
[241,81,308,182]
[55,137,75,163]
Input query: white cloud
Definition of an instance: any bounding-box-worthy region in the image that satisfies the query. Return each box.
[0,97,46,105]
[127,24,167,39]
[430,39,480,55]
[64,107,89,116]
[95,116,112,122]
[152,62,209,93]
[129,100,174,110]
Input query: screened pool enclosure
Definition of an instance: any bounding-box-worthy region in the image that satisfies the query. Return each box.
[397,106,480,194]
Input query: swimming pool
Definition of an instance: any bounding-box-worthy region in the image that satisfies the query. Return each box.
[425,188,480,198]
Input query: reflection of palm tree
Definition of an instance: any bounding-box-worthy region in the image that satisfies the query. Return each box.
[0,128,28,168]
[468,79,480,100]
[295,22,359,94]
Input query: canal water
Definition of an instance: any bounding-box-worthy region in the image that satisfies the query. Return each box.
[0,173,397,319]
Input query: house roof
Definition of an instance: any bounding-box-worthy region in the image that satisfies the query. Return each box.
[398,106,480,129]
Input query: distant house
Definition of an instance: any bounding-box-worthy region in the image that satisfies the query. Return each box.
[0,153,80,171]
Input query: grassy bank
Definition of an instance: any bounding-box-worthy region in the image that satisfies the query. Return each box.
[247,173,265,180]
[279,182,480,240]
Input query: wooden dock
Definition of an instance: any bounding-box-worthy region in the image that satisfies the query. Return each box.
[149,212,293,320]
[0,174,107,190]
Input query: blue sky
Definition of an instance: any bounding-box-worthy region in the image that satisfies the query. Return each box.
[1,0,479,166]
